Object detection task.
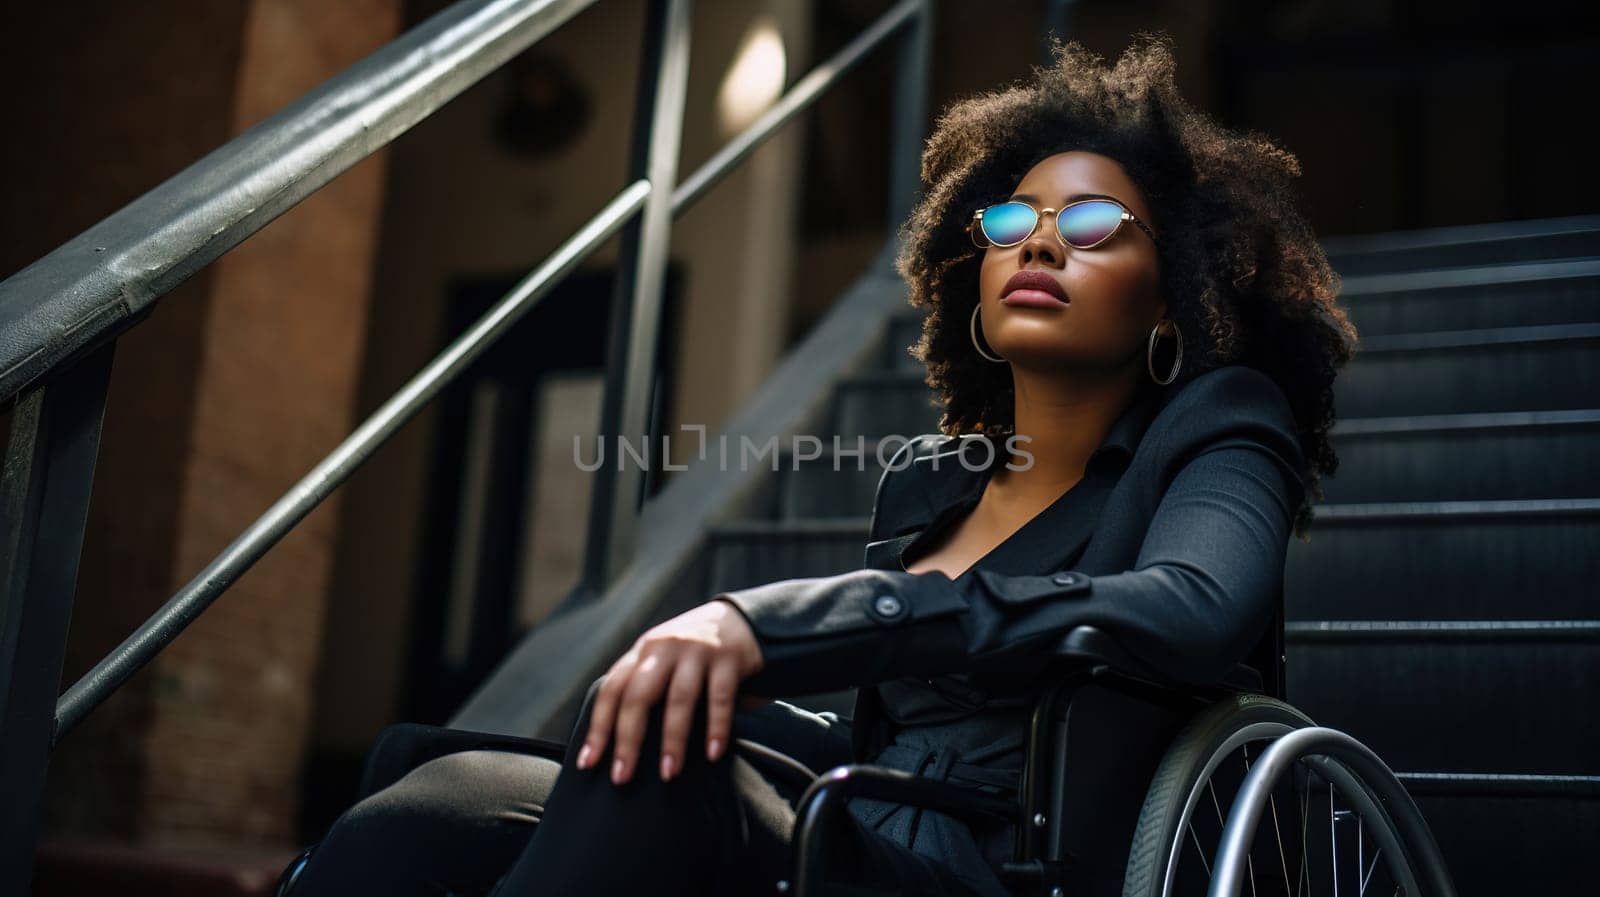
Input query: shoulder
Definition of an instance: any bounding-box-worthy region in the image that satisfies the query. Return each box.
[1144,365,1306,486]
[866,433,982,539]
[1160,364,1293,418]
[881,432,981,471]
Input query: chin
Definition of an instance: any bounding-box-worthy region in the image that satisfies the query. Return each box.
[990,338,1077,369]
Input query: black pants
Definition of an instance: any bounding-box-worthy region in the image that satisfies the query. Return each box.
[291,680,1001,896]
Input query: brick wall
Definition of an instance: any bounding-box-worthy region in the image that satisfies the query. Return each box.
[132,0,403,846]
[10,0,399,851]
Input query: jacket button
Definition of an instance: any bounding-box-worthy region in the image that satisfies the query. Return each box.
[1052,572,1081,587]
[871,594,906,622]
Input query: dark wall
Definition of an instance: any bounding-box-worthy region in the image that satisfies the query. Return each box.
[798,0,1599,251]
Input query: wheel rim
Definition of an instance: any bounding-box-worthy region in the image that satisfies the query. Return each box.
[1156,714,1421,896]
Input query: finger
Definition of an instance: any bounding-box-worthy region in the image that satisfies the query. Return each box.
[579,653,636,770]
[657,653,707,782]
[611,648,674,784]
[704,660,740,763]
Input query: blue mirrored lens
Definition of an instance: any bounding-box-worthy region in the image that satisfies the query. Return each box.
[979,202,1038,245]
[1056,201,1124,247]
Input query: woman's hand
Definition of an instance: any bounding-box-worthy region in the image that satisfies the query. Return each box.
[575,599,765,785]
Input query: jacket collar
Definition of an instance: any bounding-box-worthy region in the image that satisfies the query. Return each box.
[869,380,1168,573]
[907,379,1166,520]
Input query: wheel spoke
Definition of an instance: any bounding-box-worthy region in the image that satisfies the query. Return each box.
[1362,846,1382,895]
[1297,768,1311,897]
[1141,706,1439,897]
[1244,743,1294,897]
[1187,819,1213,878]
[1241,753,1259,897]
[1329,774,1338,897]
[1208,776,1225,827]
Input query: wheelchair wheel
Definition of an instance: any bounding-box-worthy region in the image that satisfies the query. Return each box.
[1121,692,1451,897]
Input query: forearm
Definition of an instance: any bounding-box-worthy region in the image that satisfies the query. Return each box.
[719,441,1298,696]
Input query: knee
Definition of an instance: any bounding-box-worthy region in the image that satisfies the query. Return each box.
[338,750,525,841]
[295,750,551,894]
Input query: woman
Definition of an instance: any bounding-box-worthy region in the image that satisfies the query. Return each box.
[289,32,1355,897]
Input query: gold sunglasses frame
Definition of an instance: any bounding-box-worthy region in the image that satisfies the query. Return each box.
[967,198,1160,251]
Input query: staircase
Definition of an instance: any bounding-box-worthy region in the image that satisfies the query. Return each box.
[1288,216,1600,895]
[699,214,1600,894]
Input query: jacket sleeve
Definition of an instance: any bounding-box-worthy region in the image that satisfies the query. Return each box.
[716,367,1307,697]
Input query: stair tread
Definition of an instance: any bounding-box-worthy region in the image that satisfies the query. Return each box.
[1357,320,1600,352]
[1336,255,1600,296]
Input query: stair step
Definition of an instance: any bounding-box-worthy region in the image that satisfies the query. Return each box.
[882,250,1600,374]
[705,519,868,594]
[771,410,1600,516]
[884,313,928,372]
[1321,213,1600,276]
[761,406,1600,511]
[1336,322,1600,416]
[1286,633,1599,774]
[703,520,867,716]
[882,257,1600,372]
[1288,619,1600,642]
[713,501,1599,623]
[838,325,1600,435]
[1336,258,1600,335]
[832,374,943,438]
[1286,498,1599,620]
[1320,409,1600,502]
[773,441,898,520]
[1398,778,1598,896]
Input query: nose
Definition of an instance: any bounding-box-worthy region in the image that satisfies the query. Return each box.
[1019,209,1064,268]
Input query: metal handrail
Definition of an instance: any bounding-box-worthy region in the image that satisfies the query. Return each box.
[1,0,934,886]
[52,180,650,739]
[0,0,601,409]
[572,0,929,594]
[50,0,930,739]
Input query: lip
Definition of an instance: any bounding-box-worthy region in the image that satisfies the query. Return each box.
[1000,270,1069,307]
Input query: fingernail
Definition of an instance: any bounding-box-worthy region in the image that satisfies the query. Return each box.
[611,758,626,784]
[660,754,675,781]
[576,744,593,769]
[708,738,722,762]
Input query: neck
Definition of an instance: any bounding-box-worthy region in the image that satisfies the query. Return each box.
[999,366,1142,489]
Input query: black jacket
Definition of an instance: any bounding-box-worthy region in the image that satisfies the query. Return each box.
[718,364,1307,768]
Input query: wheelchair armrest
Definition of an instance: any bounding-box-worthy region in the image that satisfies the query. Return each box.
[359,722,568,799]
[1053,625,1263,699]
[791,764,1019,897]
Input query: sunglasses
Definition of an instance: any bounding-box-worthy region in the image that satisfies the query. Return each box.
[968,198,1159,251]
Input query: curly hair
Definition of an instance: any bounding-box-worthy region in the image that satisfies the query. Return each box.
[892,31,1358,541]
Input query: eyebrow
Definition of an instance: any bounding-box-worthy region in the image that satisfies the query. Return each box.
[1008,192,1123,205]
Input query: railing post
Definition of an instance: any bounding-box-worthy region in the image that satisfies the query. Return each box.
[0,341,115,892]
[885,0,933,253]
[582,0,694,592]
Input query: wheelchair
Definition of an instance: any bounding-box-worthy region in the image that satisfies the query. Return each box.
[277,619,1457,897]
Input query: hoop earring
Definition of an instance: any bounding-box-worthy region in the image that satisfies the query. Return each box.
[970,305,1006,363]
[1147,318,1182,385]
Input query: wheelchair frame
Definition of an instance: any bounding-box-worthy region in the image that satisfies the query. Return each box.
[789,624,1268,897]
